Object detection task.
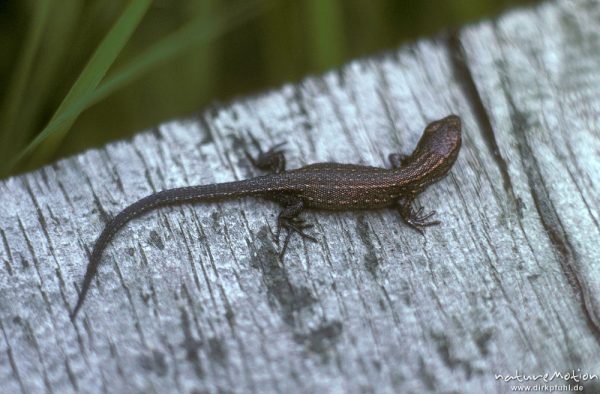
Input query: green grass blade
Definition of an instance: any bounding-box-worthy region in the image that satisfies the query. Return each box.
[185,0,218,105]
[17,0,83,148]
[9,0,152,174]
[306,0,345,71]
[7,0,271,175]
[0,0,50,160]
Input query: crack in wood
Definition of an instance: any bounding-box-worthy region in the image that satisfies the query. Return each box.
[447,32,522,218]
[504,90,600,339]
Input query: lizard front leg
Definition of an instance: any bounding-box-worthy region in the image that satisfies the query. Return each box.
[390,153,440,233]
[396,195,440,235]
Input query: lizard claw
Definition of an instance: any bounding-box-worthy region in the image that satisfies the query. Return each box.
[398,201,440,235]
[244,134,287,174]
[276,217,318,259]
[276,217,317,243]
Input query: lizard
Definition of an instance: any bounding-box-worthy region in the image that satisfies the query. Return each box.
[70,114,462,319]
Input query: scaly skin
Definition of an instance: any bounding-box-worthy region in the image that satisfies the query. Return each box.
[71,115,461,319]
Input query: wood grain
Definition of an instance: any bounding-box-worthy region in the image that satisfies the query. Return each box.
[1,0,599,392]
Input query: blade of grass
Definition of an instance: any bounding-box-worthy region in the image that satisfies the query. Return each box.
[8,0,272,175]
[185,0,218,104]
[306,0,345,71]
[3,0,152,175]
[260,2,296,84]
[0,0,51,160]
[17,0,83,147]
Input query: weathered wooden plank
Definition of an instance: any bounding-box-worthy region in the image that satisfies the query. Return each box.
[1,0,599,393]
[458,2,600,391]
[460,0,600,341]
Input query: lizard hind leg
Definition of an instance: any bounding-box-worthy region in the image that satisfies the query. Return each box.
[275,198,317,259]
[396,196,440,235]
[244,133,287,174]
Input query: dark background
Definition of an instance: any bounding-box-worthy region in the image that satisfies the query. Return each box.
[0,0,537,177]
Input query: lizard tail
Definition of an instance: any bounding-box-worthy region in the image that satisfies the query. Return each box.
[70,178,274,320]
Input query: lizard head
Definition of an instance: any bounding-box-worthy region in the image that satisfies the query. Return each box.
[401,115,462,192]
[413,115,461,161]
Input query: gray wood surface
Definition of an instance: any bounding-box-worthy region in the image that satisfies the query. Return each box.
[1,0,600,393]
